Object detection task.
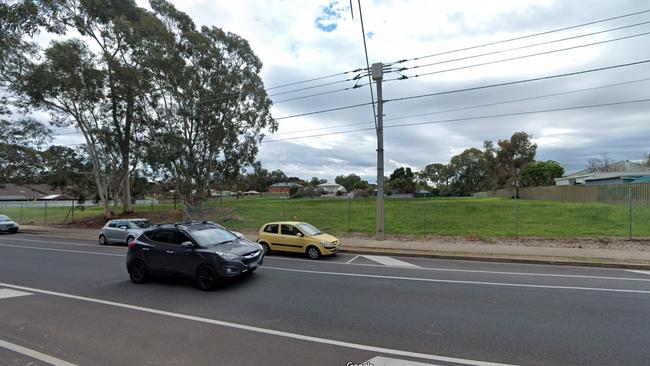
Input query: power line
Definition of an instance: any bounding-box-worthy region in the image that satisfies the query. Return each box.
[399,30,650,79]
[390,8,650,64]
[266,68,367,91]
[356,0,378,130]
[272,24,650,105]
[400,20,650,72]
[273,59,650,120]
[267,75,364,97]
[270,76,650,136]
[385,59,650,104]
[262,98,650,143]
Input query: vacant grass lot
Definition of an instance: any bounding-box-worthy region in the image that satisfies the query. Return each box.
[2,197,649,238]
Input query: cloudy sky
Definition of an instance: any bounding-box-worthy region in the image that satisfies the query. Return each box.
[51,0,650,182]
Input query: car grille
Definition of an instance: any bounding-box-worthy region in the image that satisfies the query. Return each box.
[242,250,261,265]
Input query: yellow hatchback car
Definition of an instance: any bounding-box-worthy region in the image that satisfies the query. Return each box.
[256,221,340,259]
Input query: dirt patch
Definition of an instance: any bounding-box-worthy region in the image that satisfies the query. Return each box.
[340,232,650,251]
[58,210,183,229]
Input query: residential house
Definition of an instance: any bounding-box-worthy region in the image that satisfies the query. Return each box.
[555,160,650,186]
[0,183,70,201]
[267,182,302,194]
[317,182,347,195]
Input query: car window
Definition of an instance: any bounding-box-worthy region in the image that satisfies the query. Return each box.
[191,228,237,246]
[264,224,279,234]
[117,221,129,228]
[0,215,10,221]
[171,231,191,245]
[281,224,301,236]
[151,229,174,244]
[131,220,153,229]
[297,223,321,236]
[107,221,117,228]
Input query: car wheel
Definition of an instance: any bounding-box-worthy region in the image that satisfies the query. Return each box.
[260,242,271,255]
[196,265,219,291]
[306,246,321,260]
[127,260,148,284]
[98,235,107,245]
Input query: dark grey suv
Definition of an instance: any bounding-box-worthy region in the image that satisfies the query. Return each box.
[126,222,264,290]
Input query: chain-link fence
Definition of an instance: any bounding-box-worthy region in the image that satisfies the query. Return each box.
[5,183,650,239]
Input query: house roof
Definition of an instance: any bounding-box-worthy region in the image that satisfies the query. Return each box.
[556,160,649,181]
[632,176,650,184]
[584,170,650,181]
[0,183,66,200]
[0,195,29,201]
[269,182,302,187]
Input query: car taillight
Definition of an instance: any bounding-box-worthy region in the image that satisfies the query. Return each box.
[128,240,137,249]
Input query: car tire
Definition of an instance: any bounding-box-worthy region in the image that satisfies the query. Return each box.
[127,260,148,284]
[260,242,271,255]
[98,235,107,245]
[306,246,321,260]
[196,265,219,291]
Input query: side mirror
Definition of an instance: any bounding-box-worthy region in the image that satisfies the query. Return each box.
[119,226,128,230]
[181,241,194,249]
[296,232,304,237]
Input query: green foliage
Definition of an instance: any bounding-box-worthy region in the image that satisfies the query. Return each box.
[335,174,368,191]
[521,160,565,187]
[388,167,416,193]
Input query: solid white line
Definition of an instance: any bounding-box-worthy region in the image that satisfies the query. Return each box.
[346,255,360,264]
[0,288,32,300]
[263,266,650,295]
[0,243,123,257]
[0,282,515,366]
[0,339,78,366]
[0,237,123,249]
[362,255,421,268]
[367,356,439,366]
[627,270,650,276]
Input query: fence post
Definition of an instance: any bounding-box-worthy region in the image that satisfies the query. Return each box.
[282,199,285,219]
[44,200,48,226]
[514,180,520,239]
[628,185,633,240]
[71,200,75,223]
[20,202,24,223]
[347,197,351,232]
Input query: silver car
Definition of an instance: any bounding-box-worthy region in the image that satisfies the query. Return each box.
[0,215,19,233]
[99,219,154,245]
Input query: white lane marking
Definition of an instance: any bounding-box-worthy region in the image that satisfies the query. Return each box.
[0,288,32,300]
[0,237,123,249]
[362,255,421,268]
[3,242,650,285]
[0,282,515,366]
[0,244,123,257]
[627,270,650,276]
[0,339,78,366]
[346,255,360,264]
[263,267,650,295]
[367,356,440,365]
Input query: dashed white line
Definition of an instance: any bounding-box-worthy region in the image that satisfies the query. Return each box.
[0,339,78,366]
[362,255,421,268]
[0,282,515,366]
[367,356,440,365]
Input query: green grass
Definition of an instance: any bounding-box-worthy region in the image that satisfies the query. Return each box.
[2,197,649,238]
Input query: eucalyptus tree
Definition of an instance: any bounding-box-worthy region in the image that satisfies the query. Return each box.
[142,0,275,211]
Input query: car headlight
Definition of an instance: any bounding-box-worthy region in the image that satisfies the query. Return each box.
[320,240,334,248]
[216,252,240,260]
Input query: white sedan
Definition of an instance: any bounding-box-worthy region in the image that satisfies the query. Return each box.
[0,215,19,233]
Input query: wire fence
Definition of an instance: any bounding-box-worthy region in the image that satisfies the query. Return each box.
[3,183,650,239]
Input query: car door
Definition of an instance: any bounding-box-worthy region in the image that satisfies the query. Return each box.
[166,231,201,276]
[279,224,305,252]
[147,229,175,272]
[105,221,119,242]
[116,220,130,242]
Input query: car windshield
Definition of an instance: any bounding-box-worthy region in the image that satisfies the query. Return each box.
[0,215,10,222]
[191,228,238,246]
[130,220,153,229]
[297,223,321,236]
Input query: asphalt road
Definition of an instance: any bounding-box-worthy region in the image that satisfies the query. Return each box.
[1,233,650,366]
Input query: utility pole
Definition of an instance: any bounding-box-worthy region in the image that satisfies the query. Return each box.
[372,62,384,240]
